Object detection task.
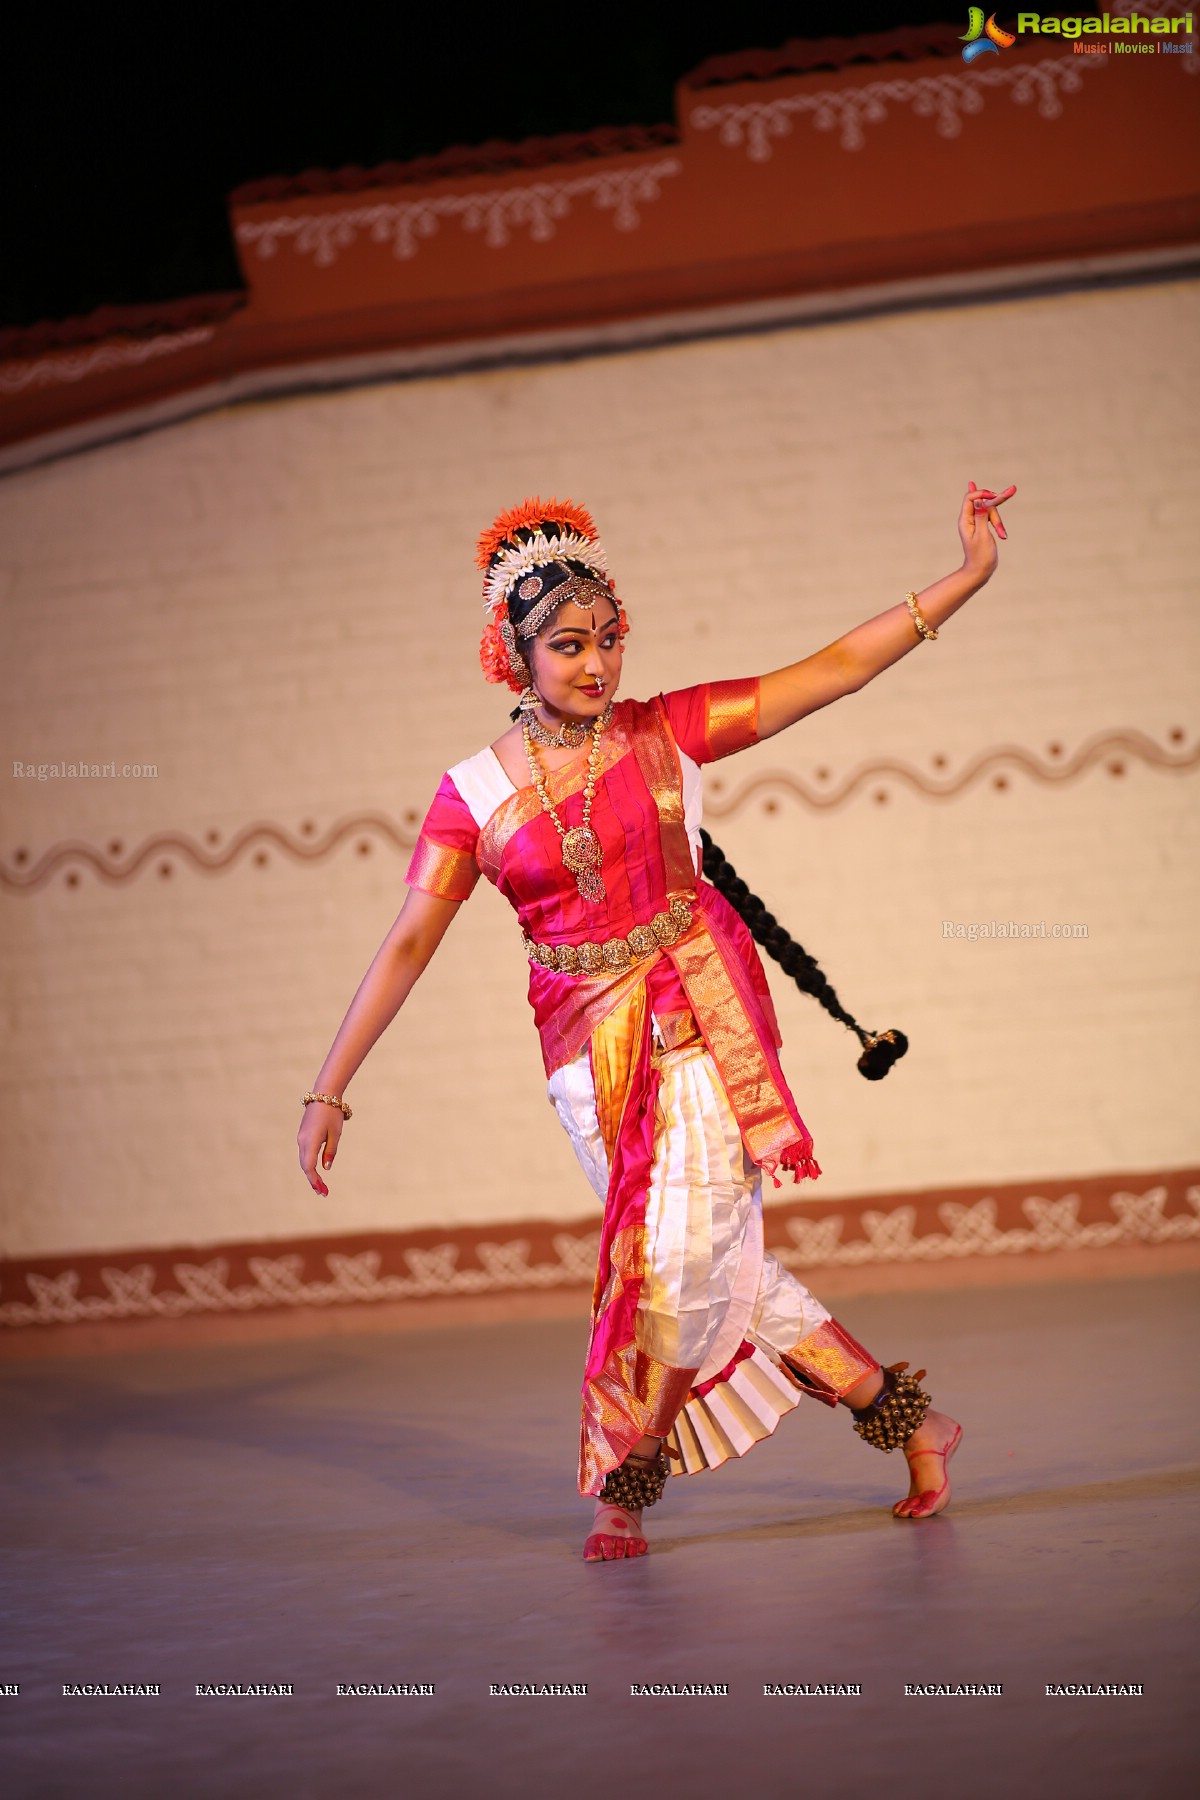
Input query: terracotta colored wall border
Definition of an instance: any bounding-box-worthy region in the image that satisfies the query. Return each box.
[2,15,1196,458]
[3,1167,1195,1340]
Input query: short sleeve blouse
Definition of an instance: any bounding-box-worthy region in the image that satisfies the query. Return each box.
[658,676,759,765]
[404,772,481,902]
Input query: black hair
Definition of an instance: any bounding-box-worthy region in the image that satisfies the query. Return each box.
[699,828,909,1080]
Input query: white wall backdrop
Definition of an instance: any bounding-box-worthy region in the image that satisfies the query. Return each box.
[2,275,1197,1258]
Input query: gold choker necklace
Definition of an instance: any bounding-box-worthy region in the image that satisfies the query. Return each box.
[522,701,614,903]
[523,706,600,750]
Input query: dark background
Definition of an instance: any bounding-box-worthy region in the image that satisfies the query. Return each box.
[1,4,962,331]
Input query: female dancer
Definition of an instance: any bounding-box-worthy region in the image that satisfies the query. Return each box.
[298,480,1015,1562]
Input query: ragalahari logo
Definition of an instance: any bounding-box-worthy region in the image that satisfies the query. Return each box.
[961,9,1017,60]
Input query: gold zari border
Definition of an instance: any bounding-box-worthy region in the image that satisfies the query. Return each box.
[631,698,696,891]
[581,1339,700,1496]
[705,677,760,761]
[405,834,480,901]
[666,917,801,1171]
[590,987,646,1174]
[776,1319,881,1408]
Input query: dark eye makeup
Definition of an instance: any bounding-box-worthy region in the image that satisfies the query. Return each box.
[549,612,621,651]
[552,631,619,654]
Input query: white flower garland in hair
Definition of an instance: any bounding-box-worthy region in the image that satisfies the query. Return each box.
[482,530,609,614]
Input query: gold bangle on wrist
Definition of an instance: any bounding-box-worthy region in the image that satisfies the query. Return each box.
[302,1090,353,1120]
[905,591,938,641]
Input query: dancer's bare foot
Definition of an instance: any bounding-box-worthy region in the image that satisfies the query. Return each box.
[583,1499,648,1562]
[893,1407,962,1519]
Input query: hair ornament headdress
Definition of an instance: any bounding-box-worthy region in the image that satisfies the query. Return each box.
[481,528,609,618]
[474,495,601,573]
[476,495,627,693]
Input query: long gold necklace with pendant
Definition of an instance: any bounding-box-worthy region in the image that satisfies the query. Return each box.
[522,701,613,904]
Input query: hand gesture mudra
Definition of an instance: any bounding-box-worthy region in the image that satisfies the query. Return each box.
[958,479,1016,581]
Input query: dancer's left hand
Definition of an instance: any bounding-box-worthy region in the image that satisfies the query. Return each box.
[959,480,1016,583]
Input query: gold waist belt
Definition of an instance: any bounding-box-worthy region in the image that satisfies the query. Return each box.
[523,895,694,976]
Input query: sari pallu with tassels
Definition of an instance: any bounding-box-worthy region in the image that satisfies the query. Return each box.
[405,679,839,1499]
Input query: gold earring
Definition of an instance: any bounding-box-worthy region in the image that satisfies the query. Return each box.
[498,617,531,688]
[517,686,540,714]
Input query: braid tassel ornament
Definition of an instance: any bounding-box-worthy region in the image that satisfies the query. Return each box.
[597,1445,672,1510]
[697,827,909,1080]
[851,1361,933,1453]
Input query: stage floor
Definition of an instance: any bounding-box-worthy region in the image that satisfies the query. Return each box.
[2,1271,1195,1799]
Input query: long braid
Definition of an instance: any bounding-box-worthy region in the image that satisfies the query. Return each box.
[699,828,908,1081]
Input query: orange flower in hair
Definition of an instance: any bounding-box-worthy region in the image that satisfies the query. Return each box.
[475,496,600,573]
[479,614,520,689]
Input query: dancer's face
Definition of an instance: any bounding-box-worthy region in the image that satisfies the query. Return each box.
[527,597,623,722]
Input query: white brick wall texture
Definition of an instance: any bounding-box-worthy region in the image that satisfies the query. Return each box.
[1,276,1197,1258]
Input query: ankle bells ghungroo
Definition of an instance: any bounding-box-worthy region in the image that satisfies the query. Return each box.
[851,1361,933,1453]
[598,1444,672,1510]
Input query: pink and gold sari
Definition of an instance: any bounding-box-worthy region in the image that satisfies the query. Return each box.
[407,680,877,1497]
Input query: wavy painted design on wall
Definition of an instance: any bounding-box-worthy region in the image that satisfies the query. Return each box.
[0,813,412,894]
[705,726,1197,815]
[2,728,1194,894]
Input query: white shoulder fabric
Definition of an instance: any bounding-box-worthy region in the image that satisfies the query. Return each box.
[451,735,701,849]
[679,747,703,875]
[447,747,517,831]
